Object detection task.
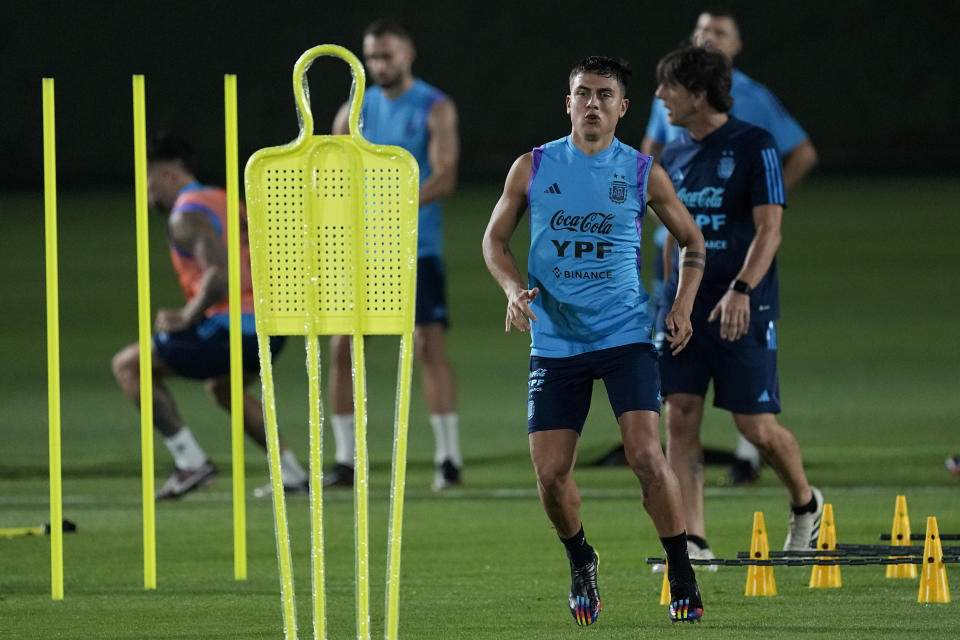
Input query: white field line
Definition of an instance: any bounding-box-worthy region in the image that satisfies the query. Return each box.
[0,484,955,507]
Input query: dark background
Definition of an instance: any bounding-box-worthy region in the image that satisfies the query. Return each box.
[3,0,958,187]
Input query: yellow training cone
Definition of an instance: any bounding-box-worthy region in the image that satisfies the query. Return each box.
[809,503,841,588]
[659,562,670,605]
[918,516,950,603]
[887,494,916,579]
[745,511,777,596]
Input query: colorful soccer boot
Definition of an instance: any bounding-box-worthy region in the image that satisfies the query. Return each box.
[568,551,601,626]
[668,577,704,623]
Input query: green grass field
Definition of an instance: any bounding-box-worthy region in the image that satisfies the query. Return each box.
[2,178,959,638]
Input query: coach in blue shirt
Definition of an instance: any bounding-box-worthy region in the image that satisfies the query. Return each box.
[655,46,823,560]
[645,10,818,485]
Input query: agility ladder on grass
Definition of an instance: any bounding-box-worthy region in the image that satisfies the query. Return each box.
[244,45,418,640]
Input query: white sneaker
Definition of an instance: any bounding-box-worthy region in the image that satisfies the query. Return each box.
[651,539,717,573]
[784,486,823,551]
[253,479,309,499]
[155,461,217,500]
[688,539,718,572]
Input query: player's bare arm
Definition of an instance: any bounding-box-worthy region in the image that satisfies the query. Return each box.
[639,135,664,160]
[155,211,229,333]
[646,163,705,355]
[331,102,350,135]
[482,153,539,333]
[708,203,782,341]
[420,98,459,205]
[662,231,677,276]
[782,138,818,192]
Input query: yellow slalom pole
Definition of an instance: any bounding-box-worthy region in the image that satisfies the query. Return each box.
[353,335,370,640]
[42,77,64,602]
[307,335,326,639]
[224,74,247,581]
[385,333,414,639]
[257,337,298,639]
[132,74,157,590]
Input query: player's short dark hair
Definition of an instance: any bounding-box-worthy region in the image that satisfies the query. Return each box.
[568,56,632,96]
[146,132,197,174]
[364,17,414,44]
[656,46,733,113]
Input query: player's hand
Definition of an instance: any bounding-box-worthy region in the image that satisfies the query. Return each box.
[154,308,192,334]
[663,305,693,355]
[708,290,750,341]
[505,287,539,332]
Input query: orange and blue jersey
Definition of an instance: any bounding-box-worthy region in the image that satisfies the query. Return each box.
[169,182,254,321]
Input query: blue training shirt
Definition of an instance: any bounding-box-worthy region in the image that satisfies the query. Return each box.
[646,69,807,156]
[527,136,654,357]
[659,117,786,322]
[361,78,446,258]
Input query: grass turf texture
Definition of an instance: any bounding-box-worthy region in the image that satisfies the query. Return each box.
[1,177,958,638]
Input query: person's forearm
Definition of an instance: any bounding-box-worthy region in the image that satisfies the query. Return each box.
[736,226,781,287]
[182,268,228,323]
[420,168,457,206]
[483,238,526,298]
[782,139,818,192]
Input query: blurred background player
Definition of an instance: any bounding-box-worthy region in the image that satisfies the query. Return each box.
[643,9,818,484]
[111,133,308,500]
[654,47,823,567]
[947,454,960,476]
[483,56,706,625]
[326,18,462,490]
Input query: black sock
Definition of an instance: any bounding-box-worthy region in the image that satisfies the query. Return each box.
[660,531,695,582]
[687,534,709,550]
[792,492,818,515]
[560,525,595,567]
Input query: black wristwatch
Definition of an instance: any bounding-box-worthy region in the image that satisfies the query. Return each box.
[729,279,754,296]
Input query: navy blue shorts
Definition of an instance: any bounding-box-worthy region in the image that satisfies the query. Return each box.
[416,256,449,327]
[527,343,662,434]
[660,318,781,414]
[154,316,286,380]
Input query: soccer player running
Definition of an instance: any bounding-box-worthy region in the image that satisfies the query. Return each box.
[644,10,818,486]
[483,56,707,625]
[326,18,462,491]
[654,47,823,561]
[112,134,309,500]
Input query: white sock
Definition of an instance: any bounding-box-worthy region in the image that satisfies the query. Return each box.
[331,414,355,466]
[280,449,308,486]
[164,427,206,470]
[735,435,762,467]
[430,413,461,467]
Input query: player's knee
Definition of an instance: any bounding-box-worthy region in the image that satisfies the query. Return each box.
[413,327,446,365]
[204,378,230,406]
[735,415,778,450]
[111,348,137,387]
[624,441,667,480]
[534,465,570,496]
